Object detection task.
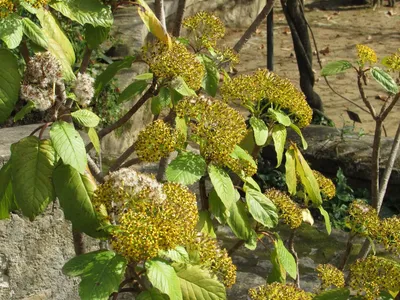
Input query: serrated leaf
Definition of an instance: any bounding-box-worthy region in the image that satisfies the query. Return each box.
[146,259,182,300]
[370,67,399,95]
[159,246,189,263]
[227,200,255,243]
[88,127,101,155]
[11,137,56,220]
[268,108,292,126]
[53,163,107,238]
[245,188,278,228]
[292,144,322,206]
[50,121,87,174]
[208,164,235,210]
[285,148,297,195]
[319,206,331,235]
[249,116,269,146]
[136,0,172,48]
[0,49,21,124]
[50,0,113,27]
[267,248,286,284]
[175,264,226,300]
[0,14,23,49]
[22,18,48,49]
[208,189,229,224]
[135,73,154,80]
[170,76,196,96]
[321,60,353,76]
[290,123,308,150]
[36,8,76,81]
[84,24,110,50]
[71,109,100,128]
[94,56,135,96]
[14,101,35,122]
[117,80,149,104]
[275,237,297,279]
[151,86,171,115]
[313,288,350,300]
[137,289,169,300]
[0,161,16,219]
[272,124,287,167]
[62,250,127,300]
[197,211,216,238]
[166,152,206,185]
[199,54,219,97]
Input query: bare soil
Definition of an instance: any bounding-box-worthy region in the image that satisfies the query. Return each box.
[221,0,400,137]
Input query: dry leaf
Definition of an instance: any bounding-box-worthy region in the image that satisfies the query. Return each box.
[259,44,265,50]
[375,95,388,101]
[319,46,330,55]
[255,28,262,35]
[283,27,291,35]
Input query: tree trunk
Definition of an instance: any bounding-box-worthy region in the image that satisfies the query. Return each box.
[281,0,323,111]
[172,0,187,37]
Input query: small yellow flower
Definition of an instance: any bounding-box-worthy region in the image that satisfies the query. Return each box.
[347,200,380,238]
[215,47,240,66]
[265,188,303,229]
[316,264,345,290]
[248,283,313,300]
[385,49,400,71]
[356,44,377,65]
[313,170,336,200]
[0,0,14,18]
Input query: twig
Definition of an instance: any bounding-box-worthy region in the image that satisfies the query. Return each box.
[228,240,245,256]
[172,0,187,37]
[199,176,208,210]
[357,73,377,118]
[288,229,300,288]
[120,158,142,169]
[39,122,51,140]
[79,46,93,74]
[20,40,30,64]
[108,143,136,173]
[87,155,105,183]
[338,233,355,270]
[30,124,45,136]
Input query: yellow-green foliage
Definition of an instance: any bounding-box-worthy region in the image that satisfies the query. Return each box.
[248,283,313,300]
[316,264,345,290]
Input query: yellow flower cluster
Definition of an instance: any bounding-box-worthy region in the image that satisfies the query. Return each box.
[385,49,400,71]
[0,0,13,18]
[316,264,345,290]
[182,11,225,49]
[175,96,251,173]
[142,40,205,90]
[356,44,377,65]
[188,234,237,287]
[350,256,400,300]
[215,47,240,66]
[347,200,400,254]
[135,120,185,162]
[248,283,313,300]
[221,69,313,128]
[265,188,303,229]
[313,170,336,200]
[93,168,198,262]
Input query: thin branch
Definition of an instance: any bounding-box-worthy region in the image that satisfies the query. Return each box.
[72,227,85,255]
[87,155,105,183]
[228,240,245,256]
[20,40,30,64]
[338,233,355,270]
[120,157,142,169]
[172,0,187,37]
[79,46,93,74]
[199,176,208,210]
[371,119,382,208]
[380,92,400,121]
[288,230,300,288]
[30,124,45,136]
[108,143,136,173]
[233,0,275,53]
[357,73,377,118]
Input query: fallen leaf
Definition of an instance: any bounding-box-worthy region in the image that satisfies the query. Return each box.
[319,46,330,55]
[256,28,262,34]
[283,27,291,35]
[375,95,388,101]
[259,44,265,49]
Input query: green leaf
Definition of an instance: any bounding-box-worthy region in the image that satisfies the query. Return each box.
[249,116,269,146]
[94,56,135,97]
[208,189,229,224]
[289,123,308,150]
[175,264,226,300]
[243,176,261,192]
[62,250,127,300]
[53,163,107,238]
[84,24,110,50]
[175,116,188,140]
[22,18,48,49]
[321,60,353,76]
[50,121,87,174]
[0,49,21,124]
[275,237,297,279]
[292,144,322,206]
[313,288,350,300]
[319,206,331,235]
[197,211,217,238]
[11,137,56,220]
[267,248,286,284]
[170,88,184,106]
[245,188,278,228]
[14,101,35,122]
[370,67,399,95]
[50,0,113,27]
[268,108,291,126]
[170,76,196,96]
[159,246,189,263]
[285,148,297,195]
[36,8,76,81]
[151,87,171,115]
[272,124,287,167]
[146,259,182,300]
[88,127,101,155]
[71,109,100,128]
[227,200,256,244]
[0,161,16,219]
[166,152,206,185]
[208,164,235,210]
[137,289,169,300]
[230,145,257,171]
[135,73,154,81]
[199,55,220,97]
[0,14,23,49]
[117,80,149,104]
